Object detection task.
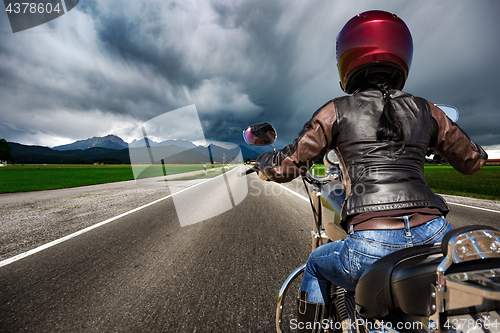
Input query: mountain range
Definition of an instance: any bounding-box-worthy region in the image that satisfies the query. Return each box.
[7,135,264,164]
[52,134,129,151]
[52,134,200,151]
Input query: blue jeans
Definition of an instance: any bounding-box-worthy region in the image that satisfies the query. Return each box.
[300,217,453,303]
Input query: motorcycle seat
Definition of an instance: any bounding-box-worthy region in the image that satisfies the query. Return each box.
[355,243,443,318]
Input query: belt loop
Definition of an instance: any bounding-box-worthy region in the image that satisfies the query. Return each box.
[404,215,411,237]
[349,225,354,234]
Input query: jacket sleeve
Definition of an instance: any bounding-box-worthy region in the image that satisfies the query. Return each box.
[256,100,338,183]
[429,102,488,175]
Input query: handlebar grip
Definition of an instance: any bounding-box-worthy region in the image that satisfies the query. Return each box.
[237,167,259,177]
[246,167,258,175]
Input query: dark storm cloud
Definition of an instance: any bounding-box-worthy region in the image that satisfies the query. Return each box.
[0,0,498,155]
[71,0,340,143]
[399,1,500,147]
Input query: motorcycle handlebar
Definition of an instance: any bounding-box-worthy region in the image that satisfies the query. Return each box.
[237,167,259,177]
[237,166,340,184]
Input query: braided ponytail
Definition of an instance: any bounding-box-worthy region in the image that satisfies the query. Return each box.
[360,74,404,142]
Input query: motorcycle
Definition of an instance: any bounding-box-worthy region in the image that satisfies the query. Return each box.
[240,106,500,333]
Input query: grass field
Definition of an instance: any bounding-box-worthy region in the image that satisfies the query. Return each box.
[0,164,206,194]
[1,164,498,200]
[311,164,500,201]
[424,165,500,201]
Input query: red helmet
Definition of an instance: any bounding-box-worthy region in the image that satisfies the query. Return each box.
[336,10,413,94]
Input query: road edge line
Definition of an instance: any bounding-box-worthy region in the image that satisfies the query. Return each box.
[272,182,309,202]
[447,201,500,214]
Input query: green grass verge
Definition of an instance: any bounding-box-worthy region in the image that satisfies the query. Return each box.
[0,164,206,194]
[2,164,498,201]
[424,165,500,201]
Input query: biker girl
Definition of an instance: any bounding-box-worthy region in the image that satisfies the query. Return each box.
[255,10,488,332]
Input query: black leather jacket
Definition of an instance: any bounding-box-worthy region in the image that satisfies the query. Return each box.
[257,89,488,222]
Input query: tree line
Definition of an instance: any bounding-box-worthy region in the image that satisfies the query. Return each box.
[0,139,12,161]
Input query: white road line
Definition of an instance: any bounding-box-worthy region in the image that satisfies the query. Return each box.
[0,169,238,268]
[273,182,309,202]
[447,202,500,214]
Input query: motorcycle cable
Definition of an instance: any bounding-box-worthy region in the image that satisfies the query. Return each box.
[301,176,324,247]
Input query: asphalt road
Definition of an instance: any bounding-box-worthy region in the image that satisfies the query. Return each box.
[0,167,313,332]
[1,167,499,332]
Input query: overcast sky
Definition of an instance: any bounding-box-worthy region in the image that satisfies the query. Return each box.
[1,0,499,157]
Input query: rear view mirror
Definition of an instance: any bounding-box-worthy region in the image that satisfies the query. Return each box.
[435,104,459,122]
[243,123,277,146]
